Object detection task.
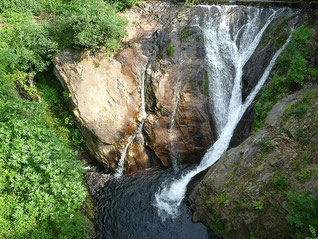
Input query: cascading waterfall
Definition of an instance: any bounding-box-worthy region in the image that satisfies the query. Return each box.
[169,91,180,171]
[154,5,293,220]
[169,44,185,171]
[114,72,147,178]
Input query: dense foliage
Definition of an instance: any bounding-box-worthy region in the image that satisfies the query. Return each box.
[250,21,318,237]
[252,26,316,131]
[0,0,126,76]
[35,70,85,149]
[0,74,87,238]
[0,0,133,237]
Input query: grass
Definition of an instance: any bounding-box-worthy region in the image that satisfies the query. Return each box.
[167,42,174,57]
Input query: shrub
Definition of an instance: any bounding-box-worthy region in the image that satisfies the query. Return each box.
[252,26,314,132]
[277,26,313,73]
[286,191,318,231]
[0,22,58,74]
[0,99,87,238]
[269,175,289,191]
[56,0,126,51]
[287,54,307,86]
[167,42,174,57]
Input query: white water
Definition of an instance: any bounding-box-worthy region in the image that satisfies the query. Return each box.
[115,72,147,178]
[154,5,292,220]
[169,43,185,170]
[169,91,180,171]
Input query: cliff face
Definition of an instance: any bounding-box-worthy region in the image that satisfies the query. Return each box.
[189,87,318,238]
[53,1,299,174]
[53,1,219,173]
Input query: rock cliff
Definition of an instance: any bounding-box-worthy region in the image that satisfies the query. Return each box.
[53,1,300,174]
[53,1,218,173]
[189,87,318,238]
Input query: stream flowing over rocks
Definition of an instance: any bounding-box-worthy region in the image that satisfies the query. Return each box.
[52,1,313,238]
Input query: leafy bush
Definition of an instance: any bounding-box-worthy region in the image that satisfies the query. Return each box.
[35,71,85,149]
[0,23,58,74]
[286,191,318,231]
[269,175,289,191]
[287,54,307,86]
[0,98,87,238]
[277,26,313,73]
[56,0,126,51]
[252,26,315,131]
[167,43,174,57]
[0,74,17,102]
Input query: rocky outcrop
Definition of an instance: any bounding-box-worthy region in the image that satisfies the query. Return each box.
[53,1,176,172]
[189,87,318,238]
[53,2,219,173]
[143,6,218,166]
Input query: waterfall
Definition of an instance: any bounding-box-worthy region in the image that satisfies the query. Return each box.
[114,72,147,178]
[169,41,184,170]
[169,91,180,171]
[154,5,293,220]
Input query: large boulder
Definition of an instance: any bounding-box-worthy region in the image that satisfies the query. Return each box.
[53,1,172,171]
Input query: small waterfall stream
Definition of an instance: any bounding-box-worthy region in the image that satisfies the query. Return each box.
[114,72,147,178]
[154,5,293,219]
[169,91,180,170]
[169,41,185,171]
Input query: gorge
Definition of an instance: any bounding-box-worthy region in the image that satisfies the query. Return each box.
[1,0,318,238]
[54,2,317,238]
[57,1,317,238]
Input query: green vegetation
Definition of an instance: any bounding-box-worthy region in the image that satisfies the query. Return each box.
[180,29,193,40]
[167,42,174,57]
[255,137,274,153]
[0,74,87,238]
[35,70,85,149]
[252,26,315,131]
[202,72,209,96]
[0,0,135,237]
[208,215,225,236]
[55,0,126,51]
[286,191,318,234]
[145,83,156,112]
[253,201,263,211]
[185,0,198,8]
[269,175,289,191]
[107,0,137,11]
[306,225,318,239]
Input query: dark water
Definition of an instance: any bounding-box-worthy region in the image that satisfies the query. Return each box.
[95,167,209,239]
